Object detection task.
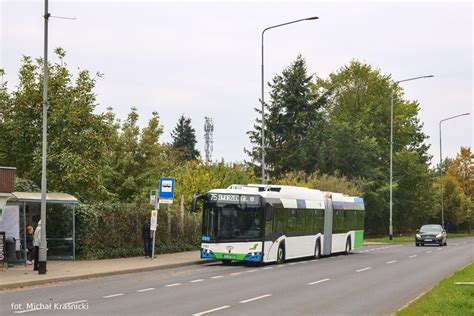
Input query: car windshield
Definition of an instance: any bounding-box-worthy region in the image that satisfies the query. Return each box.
[419,225,442,233]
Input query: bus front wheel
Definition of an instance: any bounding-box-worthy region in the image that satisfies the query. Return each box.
[277,245,285,264]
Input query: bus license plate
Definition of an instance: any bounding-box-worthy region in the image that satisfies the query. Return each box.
[223,254,236,259]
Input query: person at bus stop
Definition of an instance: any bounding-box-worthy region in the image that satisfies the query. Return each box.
[142,218,153,258]
[26,224,34,265]
[33,220,42,271]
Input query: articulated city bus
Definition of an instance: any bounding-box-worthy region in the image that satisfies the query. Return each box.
[192,184,365,264]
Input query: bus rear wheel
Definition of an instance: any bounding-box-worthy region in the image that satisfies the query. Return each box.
[314,240,321,259]
[277,245,285,264]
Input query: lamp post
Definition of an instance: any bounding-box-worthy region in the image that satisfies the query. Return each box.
[39,0,50,275]
[389,75,433,240]
[439,112,470,228]
[261,16,318,184]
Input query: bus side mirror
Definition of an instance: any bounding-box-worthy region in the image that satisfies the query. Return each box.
[192,194,206,212]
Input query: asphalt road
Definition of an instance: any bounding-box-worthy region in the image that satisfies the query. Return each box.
[1,237,473,316]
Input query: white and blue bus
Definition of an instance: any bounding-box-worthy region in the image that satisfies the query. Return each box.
[192,184,365,264]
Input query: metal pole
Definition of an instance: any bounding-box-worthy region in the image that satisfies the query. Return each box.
[260,16,318,184]
[439,121,444,228]
[389,92,394,240]
[39,0,50,275]
[72,204,76,260]
[261,32,265,184]
[439,112,470,229]
[388,75,433,240]
[151,198,158,259]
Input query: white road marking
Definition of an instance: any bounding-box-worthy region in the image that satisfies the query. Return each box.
[356,267,372,272]
[308,278,330,285]
[63,300,87,305]
[455,282,474,285]
[276,265,285,268]
[103,293,124,298]
[386,260,397,264]
[409,255,417,258]
[426,251,432,253]
[246,269,258,273]
[329,256,337,259]
[14,308,42,314]
[193,305,230,316]
[289,262,298,265]
[229,272,243,276]
[165,283,182,287]
[262,266,273,270]
[211,275,224,279]
[190,279,204,283]
[239,294,272,303]
[137,288,155,292]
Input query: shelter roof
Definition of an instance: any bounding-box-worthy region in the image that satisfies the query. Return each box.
[8,192,78,204]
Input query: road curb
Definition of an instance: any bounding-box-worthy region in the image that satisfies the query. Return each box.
[0,259,214,291]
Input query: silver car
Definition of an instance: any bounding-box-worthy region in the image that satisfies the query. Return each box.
[415,224,447,246]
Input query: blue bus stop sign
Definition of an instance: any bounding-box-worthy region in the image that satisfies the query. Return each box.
[159,178,175,200]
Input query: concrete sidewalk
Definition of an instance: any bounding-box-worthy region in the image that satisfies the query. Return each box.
[0,251,210,290]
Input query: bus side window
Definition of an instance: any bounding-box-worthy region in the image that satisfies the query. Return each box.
[287,209,297,235]
[304,209,313,234]
[265,206,274,236]
[296,209,305,235]
[274,208,286,234]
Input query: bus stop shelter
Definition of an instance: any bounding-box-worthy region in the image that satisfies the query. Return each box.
[2,192,79,262]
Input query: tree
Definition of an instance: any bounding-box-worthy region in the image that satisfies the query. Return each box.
[247,55,329,178]
[314,60,435,233]
[0,49,114,201]
[442,147,473,230]
[171,115,199,161]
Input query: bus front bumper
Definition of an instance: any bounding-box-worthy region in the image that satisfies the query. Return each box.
[200,249,262,262]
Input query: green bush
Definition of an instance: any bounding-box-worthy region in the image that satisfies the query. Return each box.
[75,203,200,259]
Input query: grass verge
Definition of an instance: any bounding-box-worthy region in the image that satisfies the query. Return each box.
[396,263,474,316]
[365,232,474,243]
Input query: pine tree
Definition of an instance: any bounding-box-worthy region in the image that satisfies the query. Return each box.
[171,115,199,161]
[247,55,328,178]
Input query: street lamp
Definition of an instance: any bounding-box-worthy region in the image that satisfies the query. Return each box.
[389,75,433,240]
[39,0,50,275]
[439,112,470,228]
[261,16,318,184]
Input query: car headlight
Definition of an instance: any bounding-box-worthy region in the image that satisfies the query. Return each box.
[436,234,442,239]
[416,234,421,239]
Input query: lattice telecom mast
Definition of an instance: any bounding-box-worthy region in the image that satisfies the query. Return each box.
[204,117,214,164]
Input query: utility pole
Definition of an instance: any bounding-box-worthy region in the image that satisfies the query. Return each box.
[39,0,50,275]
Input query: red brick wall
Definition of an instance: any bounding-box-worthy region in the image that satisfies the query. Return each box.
[0,167,16,193]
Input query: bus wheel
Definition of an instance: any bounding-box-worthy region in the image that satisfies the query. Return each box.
[314,240,321,259]
[277,245,285,264]
[344,238,351,255]
[222,259,232,265]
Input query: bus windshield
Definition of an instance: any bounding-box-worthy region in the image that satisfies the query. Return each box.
[202,197,263,241]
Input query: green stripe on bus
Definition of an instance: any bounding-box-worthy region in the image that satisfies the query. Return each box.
[354,230,364,249]
[213,252,247,261]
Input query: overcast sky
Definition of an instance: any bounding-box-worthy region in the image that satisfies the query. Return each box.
[1,1,472,166]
